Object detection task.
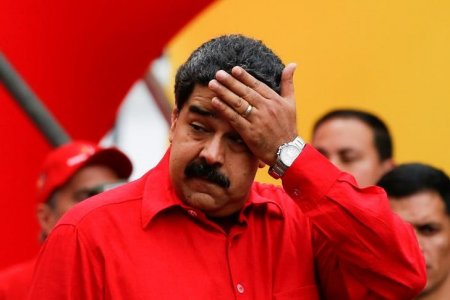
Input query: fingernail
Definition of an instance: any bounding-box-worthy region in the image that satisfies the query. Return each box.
[209,79,218,88]
[216,70,228,79]
[232,66,242,76]
[211,97,223,108]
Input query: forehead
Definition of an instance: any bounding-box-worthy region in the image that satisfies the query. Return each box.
[64,164,119,189]
[389,190,448,224]
[183,84,217,110]
[313,118,375,149]
[180,85,231,125]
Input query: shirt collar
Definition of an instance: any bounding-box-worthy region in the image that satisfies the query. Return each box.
[141,149,285,228]
[141,149,180,228]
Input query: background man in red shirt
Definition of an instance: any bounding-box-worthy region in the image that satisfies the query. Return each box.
[378,163,450,300]
[312,109,395,187]
[0,141,132,300]
[28,34,426,299]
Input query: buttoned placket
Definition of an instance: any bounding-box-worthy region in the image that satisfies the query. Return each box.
[184,205,251,298]
[225,224,249,299]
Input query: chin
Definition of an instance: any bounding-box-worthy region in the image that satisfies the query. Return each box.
[185,191,220,210]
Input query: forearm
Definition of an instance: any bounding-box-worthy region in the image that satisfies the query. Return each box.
[282,145,426,299]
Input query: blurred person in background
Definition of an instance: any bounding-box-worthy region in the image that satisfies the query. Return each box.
[378,163,450,300]
[312,109,395,187]
[0,140,132,300]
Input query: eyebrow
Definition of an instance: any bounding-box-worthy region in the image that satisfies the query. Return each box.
[189,105,217,117]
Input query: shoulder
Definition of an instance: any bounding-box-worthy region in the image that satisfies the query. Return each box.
[57,174,147,227]
[252,181,287,199]
[252,181,304,216]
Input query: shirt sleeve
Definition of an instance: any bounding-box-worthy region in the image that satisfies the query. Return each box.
[28,224,102,300]
[282,145,426,299]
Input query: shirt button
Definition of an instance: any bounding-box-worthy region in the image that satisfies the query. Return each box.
[236,283,245,294]
[292,188,300,197]
[187,210,197,217]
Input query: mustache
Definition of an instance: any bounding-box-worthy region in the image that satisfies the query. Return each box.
[184,159,230,189]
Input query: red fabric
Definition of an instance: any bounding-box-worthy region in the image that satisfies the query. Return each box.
[28,146,426,299]
[0,0,213,269]
[0,258,36,300]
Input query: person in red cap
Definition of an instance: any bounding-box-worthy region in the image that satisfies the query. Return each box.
[0,140,132,300]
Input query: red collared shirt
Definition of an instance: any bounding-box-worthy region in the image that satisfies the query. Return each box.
[28,146,426,299]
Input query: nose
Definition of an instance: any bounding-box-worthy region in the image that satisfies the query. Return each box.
[416,234,427,254]
[199,136,225,166]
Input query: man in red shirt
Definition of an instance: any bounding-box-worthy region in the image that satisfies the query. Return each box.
[29,35,426,299]
[0,141,132,300]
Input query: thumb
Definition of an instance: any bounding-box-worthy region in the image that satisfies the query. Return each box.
[280,63,297,100]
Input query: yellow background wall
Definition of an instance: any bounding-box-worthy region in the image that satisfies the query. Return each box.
[165,0,450,184]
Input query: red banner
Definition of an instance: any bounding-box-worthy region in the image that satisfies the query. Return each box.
[0,0,213,269]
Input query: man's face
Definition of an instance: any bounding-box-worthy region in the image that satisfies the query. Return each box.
[312,118,393,187]
[389,191,450,296]
[169,84,260,217]
[38,164,120,236]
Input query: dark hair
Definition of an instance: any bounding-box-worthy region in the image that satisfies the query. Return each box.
[313,109,393,161]
[174,34,285,110]
[378,163,450,214]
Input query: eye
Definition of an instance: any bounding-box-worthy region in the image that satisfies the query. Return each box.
[227,134,249,152]
[74,188,99,202]
[229,134,244,145]
[341,157,356,164]
[190,122,207,133]
[340,153,360,164]
[317,149,329,158]
[417,224,440,236]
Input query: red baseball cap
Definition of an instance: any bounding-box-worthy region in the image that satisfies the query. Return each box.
[36,140,133,203]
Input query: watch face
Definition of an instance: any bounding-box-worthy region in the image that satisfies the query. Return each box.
[280,145,301,166]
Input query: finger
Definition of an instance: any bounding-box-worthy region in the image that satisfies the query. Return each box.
[231,66,278,99]
[208,78,251,115]
[213,70,262,107]
[280,63,296,101]
[211,97,249,130]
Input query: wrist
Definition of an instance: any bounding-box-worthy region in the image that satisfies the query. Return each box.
[268,136,305,179]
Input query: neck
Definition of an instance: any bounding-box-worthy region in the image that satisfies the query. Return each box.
[208,211,240,233]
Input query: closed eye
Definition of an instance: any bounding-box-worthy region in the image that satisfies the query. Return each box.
[316,148,329,158]
[229,134,244,145]
[227,133,249,152]
[190,123,208,133]
[417,224,441,236]
[341,154,360,164]
[339,150,361,164]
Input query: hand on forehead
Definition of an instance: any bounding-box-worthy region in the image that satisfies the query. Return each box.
[207,64,299,166]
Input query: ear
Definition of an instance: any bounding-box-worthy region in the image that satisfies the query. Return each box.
[381,158,395,174]
[36,203,58,238]
[169,108,180,143]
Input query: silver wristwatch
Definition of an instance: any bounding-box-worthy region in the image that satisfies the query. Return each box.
[268,137,305,179]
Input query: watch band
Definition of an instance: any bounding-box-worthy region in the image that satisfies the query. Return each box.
[268,136,305,179]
